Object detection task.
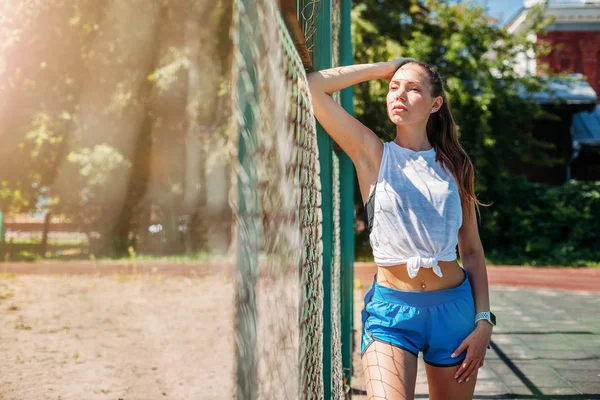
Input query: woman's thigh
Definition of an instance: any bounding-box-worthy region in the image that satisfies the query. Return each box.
[361,341,418,400]
[424,362,477,400]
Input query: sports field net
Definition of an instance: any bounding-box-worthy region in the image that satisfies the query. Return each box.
[232,0,345,398]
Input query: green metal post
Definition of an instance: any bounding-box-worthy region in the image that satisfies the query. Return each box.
[313,0,333,398]
[339,0,355,392]
[236,0,260,398]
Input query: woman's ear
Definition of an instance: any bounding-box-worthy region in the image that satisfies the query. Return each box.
[431,96,443,113]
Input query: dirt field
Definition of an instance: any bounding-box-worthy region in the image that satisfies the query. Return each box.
[0,272,235,400]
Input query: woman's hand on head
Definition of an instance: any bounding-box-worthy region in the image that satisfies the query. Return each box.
[381,57,418,81]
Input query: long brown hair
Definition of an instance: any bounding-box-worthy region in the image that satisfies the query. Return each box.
[398,60,486,218]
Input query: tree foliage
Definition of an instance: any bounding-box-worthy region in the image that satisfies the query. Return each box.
[351,0,599,264]
[0,0,234,257]
[353,1,555,187]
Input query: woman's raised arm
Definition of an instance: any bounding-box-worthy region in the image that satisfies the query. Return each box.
[307,61,400,171]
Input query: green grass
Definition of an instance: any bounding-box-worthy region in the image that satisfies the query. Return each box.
[483,254,600,268]
[95,252,229,263]
[8,238,88,245]
[24,251,230,263]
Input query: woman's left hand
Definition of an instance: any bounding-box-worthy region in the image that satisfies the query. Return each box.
[451,322,493,383]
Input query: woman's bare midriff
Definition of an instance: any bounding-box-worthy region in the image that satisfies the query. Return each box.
[376,260,466,292]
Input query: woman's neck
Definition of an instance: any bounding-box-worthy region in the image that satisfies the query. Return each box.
[394,125,431,152]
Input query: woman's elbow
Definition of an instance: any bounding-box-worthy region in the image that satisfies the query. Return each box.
[307,72,330,93]
[459,243,485,263]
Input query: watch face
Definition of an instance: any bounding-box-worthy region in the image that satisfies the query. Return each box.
[490,312,496,326]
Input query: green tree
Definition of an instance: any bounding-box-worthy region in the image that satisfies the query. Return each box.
[353,1,555,183]
[352,0,562,260]
[0,0,234,258]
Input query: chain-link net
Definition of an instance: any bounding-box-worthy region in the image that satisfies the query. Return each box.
[331,151,345,399]
[298,0,322,56]
[330,1,346,398]
[293,37,326,400]
[232,0,335,399]
[234,0,304,397]
[231,0,352,398]
[332,0,341,70]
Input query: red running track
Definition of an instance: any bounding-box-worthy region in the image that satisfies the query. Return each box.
[354,263,600,293]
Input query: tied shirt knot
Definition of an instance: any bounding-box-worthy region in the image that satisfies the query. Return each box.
[406,256,443,279]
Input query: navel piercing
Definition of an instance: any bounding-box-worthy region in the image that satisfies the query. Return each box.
[421,280,426,289]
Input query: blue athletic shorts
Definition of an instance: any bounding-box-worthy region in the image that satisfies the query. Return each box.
[361,268,476,367]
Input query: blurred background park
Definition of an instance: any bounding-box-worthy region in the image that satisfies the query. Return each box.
[0,0,599,399]
[0,0,598,267]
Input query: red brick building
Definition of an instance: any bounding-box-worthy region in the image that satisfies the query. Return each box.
[505,0,600,184]
[538,30,600,102]
[507,0,600,99]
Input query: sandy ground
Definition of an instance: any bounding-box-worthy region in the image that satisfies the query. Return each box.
[0,273,235,400]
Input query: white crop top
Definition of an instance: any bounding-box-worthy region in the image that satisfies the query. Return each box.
[364,141,463,279]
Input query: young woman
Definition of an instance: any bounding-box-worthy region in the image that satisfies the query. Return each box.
[307,58,495,399]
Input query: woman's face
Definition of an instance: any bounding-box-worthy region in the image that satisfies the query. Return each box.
[386,63,442,126]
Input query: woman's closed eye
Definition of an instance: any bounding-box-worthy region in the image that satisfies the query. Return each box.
[389,86,420,92]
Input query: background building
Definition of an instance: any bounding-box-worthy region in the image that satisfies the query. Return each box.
[507,0,600,90]
[506,0,600,184]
